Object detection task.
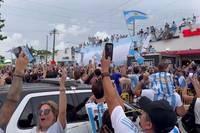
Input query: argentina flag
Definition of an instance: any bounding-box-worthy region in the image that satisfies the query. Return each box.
[123,10,148,24]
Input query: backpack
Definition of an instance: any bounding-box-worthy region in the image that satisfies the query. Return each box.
[181,98,197,133]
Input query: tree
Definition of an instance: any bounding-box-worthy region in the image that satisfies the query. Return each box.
[30,46,52,63]
[0,0,7,41]
[0,55,5,63]
[37,50,52,62]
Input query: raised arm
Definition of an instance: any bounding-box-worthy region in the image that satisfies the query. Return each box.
[101,52,122,115]
[191,76,200,97]
[58,68,67,129]
[0,52,28,127]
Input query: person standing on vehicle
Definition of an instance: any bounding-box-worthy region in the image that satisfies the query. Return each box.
[0,52,29,133]
[31,68,67,133]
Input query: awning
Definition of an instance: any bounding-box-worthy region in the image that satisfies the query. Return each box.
[159,49,200,55]
[183,28,200,37]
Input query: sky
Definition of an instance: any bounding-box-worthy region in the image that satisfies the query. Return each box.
[0,0,200,58]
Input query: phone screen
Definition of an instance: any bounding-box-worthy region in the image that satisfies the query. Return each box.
[13,47,22,58]
[189,73,193,78]
[105,43,113,61]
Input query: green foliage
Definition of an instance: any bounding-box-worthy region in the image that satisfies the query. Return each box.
[30,47,52,59]
[0,64,6,70]
[0,0,7,41]
[0,55,5,63]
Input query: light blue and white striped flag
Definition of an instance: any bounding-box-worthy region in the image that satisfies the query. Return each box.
[123,10,148,24]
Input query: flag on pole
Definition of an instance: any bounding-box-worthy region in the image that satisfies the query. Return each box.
[123,10,148,24]
[129,49,144,65]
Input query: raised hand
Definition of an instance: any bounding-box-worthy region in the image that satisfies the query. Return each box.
[14,52,29,75]
[59,68,67,88]
[101,51,111,73]
[191,76,200,97]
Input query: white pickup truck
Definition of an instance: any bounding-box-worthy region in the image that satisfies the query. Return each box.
[0,79,136,133]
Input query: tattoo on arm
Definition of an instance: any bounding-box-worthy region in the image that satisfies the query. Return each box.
[0,77,23,127]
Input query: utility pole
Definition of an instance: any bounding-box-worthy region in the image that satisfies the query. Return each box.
[45,35,48,64]
[50,29,59,62]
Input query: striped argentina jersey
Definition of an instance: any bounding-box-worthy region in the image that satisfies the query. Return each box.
[85,102,108,133]
[149,72,175,97]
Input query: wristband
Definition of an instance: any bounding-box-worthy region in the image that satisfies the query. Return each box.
[102,72,110,79]
[13,74,24,78]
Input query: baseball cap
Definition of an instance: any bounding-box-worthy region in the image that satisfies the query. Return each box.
[139,96,177,133]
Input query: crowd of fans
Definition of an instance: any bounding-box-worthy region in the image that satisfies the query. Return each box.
[137,14,197,42]
[74,15,198,58]
[78,34,129,49]
[1,55,200,132]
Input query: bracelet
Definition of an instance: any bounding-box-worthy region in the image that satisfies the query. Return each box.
[102,72,110,79]
[13,74,24,78]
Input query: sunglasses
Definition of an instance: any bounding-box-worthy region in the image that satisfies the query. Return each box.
[38,109,51,116]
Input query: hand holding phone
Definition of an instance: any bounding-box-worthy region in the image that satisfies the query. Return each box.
[12,46,34,63]
[105,43,113,61]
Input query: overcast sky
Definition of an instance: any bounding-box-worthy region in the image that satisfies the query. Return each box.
[0,0,200,58]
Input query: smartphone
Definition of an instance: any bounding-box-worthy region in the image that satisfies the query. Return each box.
[12,46,34,63]
[105,43,113,61]
[189,73,193,78]
[12,47,22,58]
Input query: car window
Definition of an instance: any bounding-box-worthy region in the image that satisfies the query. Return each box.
[17,92,92,129]
[17,95,58,129]
[67,92,91,123]
[0,100,3,109]
[0,94,6,109]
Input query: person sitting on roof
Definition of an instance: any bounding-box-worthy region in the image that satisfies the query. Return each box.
[171,21,177,35]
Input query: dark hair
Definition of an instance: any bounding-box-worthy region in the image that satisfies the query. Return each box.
[92,79,104,99]
[100,110,114,133]
[74,68,85,80]
[192,65,197,72]
[158,62,168,72]
[94,69,102,77]
[133,66,140,74]
[5,77,12,84]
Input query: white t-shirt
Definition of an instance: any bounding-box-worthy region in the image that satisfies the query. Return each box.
[194,98,200,125]
[0,128,4,133]
[141,89,182,109]
[111,106,180,133]
[31,121,65,133]
[111,106,141,133]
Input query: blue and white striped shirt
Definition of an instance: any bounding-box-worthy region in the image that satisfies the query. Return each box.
[149,72,175,97]
[85,102,108,133]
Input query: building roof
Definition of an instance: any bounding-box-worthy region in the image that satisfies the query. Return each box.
[159,49,200,55]
[151,24,200,52]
